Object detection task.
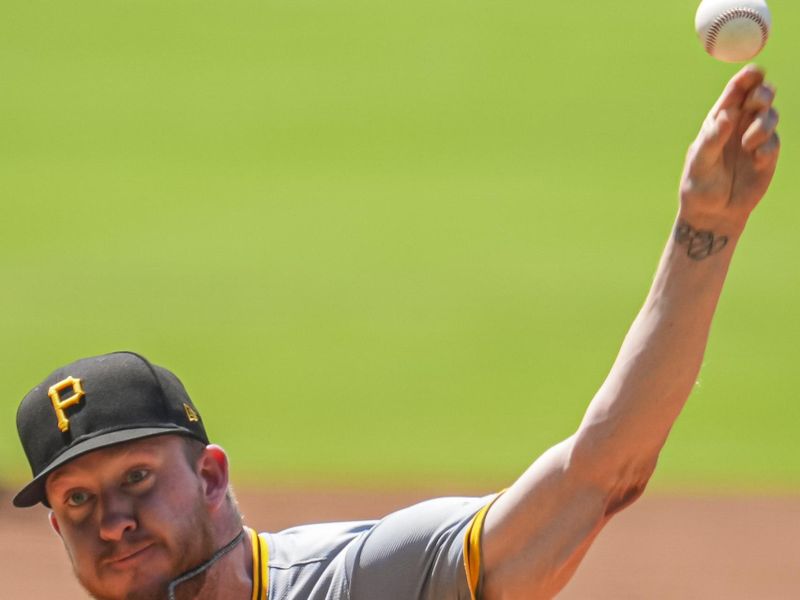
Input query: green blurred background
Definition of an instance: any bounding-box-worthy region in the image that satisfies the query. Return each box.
[2,0,797,492]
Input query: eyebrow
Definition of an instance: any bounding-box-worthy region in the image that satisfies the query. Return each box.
[46,468,82,493]
[46,443,162,489]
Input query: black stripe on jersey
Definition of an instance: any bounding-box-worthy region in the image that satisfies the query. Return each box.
[255,530,263,600]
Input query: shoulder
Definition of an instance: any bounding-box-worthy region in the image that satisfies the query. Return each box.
[358,496,494,546]
[263,521,376,600]
[267,520,377,569]
[260,496,495,600]
[345,496,495,600]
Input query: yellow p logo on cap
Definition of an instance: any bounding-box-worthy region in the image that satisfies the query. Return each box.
[48,377,85,433]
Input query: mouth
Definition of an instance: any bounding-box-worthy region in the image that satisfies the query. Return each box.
[104,542,156,568]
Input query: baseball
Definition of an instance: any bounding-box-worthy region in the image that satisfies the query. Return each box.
[695,0,772,62]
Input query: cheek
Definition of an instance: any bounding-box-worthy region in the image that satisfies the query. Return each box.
[142,479,203,529]
[138,482,209,556]
[58,515,101,560]
[163,493,218,571]
[57,525,108,588]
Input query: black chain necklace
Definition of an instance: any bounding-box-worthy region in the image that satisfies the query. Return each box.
[167,528,246,600]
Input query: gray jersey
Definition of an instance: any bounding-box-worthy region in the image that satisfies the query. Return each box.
[250,495,494,600]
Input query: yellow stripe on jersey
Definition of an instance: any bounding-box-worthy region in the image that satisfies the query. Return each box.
[463,492,504,600]
[246,526,270,600]
[247,527,260,600]
[258,533,270,600]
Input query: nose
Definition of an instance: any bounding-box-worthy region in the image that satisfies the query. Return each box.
[98,492,137,542]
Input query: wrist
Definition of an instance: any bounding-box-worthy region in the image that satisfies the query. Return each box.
[672,219,733,262]
[675,205,748,238]
[677,191,751,235]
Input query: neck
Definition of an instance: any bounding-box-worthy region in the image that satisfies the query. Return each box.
[167,527,252,600]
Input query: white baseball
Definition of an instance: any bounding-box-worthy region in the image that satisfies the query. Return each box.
[695,0,772,63]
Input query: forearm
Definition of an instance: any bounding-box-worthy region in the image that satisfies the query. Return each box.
[573,215,740,491]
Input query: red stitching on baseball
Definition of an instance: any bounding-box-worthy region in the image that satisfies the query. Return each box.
[705,8,769,55]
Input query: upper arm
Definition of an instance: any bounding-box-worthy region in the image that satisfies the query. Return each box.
[479,434,651,600]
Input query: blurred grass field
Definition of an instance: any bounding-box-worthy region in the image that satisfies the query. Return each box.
[1,1,798,492]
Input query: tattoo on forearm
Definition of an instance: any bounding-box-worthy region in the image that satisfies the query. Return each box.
[674,221,728,260]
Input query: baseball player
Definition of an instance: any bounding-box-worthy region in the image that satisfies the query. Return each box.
[13,65,780,600]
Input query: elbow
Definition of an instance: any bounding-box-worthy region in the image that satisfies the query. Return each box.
[602,472,651,517]
[567,431,659,518]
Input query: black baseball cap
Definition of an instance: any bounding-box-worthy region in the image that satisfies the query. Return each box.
[14,351,209,508]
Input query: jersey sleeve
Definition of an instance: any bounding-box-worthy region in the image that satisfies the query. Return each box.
[344,495,496,600]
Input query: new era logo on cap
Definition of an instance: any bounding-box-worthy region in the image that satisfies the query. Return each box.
[13,351,210,508]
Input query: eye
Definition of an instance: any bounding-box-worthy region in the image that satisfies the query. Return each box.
[124,468,150,486]
[66,490,92,507]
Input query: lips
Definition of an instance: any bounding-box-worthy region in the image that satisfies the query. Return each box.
[104,542,156,567]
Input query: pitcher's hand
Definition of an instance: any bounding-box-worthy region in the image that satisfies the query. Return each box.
[680,65,780,231]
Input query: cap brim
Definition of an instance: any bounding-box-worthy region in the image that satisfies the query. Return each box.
[12,426,197,508]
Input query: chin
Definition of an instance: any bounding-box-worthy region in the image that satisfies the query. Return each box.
[83,577,176,600]
[78,563,176,600]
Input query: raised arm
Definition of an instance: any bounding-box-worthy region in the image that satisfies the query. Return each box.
[479,65,780,600]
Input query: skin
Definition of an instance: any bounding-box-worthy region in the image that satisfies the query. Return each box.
[45,435,251,600]
[481,65,780,599]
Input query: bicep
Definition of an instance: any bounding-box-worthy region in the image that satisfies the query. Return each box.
[480,437,616,600]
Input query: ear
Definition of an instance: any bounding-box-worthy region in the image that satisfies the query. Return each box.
[48,511,62,538]
[196,444,230,511]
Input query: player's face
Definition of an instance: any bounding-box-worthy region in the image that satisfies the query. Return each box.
[45,435,216,600]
